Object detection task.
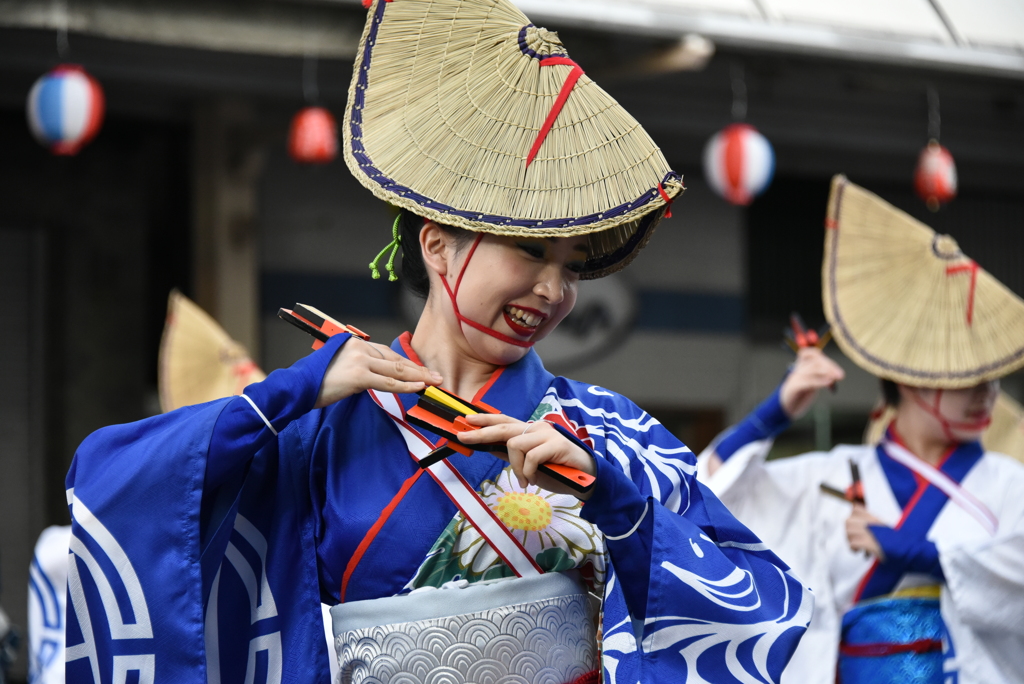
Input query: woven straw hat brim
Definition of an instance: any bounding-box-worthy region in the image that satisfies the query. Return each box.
[343,0,682,277]
[823,176,1024,389]
[864,392,1024,465]
[983,391,1024,465]
[158,290,266,412]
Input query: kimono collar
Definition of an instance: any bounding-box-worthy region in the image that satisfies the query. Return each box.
[855,430,986,602]
[391,332,555,422]
[877,426,984,509]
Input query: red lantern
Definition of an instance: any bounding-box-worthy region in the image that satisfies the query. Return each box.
[914,140,957,211]
[288,106,337,163]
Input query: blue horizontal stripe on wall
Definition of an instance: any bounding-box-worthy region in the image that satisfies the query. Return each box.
[262,272,396,319]
[635,290,744,333]
[261,273,744,334]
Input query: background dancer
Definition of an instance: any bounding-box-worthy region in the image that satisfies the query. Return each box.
[699,176,1024,683]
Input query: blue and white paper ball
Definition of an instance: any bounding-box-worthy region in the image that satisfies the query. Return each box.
[26,65,105,156]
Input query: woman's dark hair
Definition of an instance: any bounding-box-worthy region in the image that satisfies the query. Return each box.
[397,209,475,298]
[881,379,901,407]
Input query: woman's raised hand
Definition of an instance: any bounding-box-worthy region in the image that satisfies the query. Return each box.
[315,339,442,408]
[845,503,885,559]
[459,413,597,500]
[779,347,846,419]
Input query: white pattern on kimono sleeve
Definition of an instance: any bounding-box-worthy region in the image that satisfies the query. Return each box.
[697,440,862,684]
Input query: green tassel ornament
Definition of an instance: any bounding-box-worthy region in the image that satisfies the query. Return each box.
[369,215,402,281]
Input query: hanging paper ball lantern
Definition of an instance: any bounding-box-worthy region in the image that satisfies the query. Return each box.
[914,140,957,211]
[703,123,775,206]
[288,106,337,163]
[26,64,105,156]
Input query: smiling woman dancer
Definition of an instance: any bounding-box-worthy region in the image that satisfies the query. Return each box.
[64,1,811,682]
[699,177,1024,683]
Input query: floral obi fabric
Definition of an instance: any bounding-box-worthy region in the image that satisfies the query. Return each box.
[404,460,607,596]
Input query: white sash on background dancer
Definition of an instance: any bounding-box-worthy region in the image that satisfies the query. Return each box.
[882,440,998,536]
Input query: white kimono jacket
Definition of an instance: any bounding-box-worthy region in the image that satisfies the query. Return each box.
[697,439,1024,683]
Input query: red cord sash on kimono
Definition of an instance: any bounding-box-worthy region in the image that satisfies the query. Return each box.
[367,389,543,578]
[854,439,989,602]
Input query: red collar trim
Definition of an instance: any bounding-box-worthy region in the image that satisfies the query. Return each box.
[474,367,505,404]
[398,331,424,366]
[399,330,506,404]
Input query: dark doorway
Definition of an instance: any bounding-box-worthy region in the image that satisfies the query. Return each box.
[0,108,191,679]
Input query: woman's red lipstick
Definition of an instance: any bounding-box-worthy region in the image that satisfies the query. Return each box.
[502,305,546,337]
[503,311,537,337]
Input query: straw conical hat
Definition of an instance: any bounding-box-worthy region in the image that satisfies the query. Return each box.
[864,392,1024,465]
[344,0,684,278]
[984,391,1024,464]
[823,176,1024,388]
[158,290,266,412]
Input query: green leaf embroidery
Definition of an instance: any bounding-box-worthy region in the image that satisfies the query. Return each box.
[529,402,554,422]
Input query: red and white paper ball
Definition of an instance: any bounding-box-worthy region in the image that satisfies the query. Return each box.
[288,106,338,163]
[26,64,105,156]
[703,123,775,206]
[914,140,957,211]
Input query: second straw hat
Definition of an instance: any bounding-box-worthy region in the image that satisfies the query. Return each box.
[158,290,266,413]
[823,176,1024,388]
[344,0,683,278]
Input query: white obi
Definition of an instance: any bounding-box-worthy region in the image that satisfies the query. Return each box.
[331,571,599,684]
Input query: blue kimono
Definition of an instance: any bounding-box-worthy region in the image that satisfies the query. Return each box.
[65,333,811,683]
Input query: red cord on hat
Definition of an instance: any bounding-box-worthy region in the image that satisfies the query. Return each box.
[526,57,584,168]
[657,183,674,218]
[946,260,979,326]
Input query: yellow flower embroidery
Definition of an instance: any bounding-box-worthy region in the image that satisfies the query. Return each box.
[495,492,553,531]
[405,465,608,593]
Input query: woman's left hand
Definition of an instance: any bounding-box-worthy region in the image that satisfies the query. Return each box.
[846,504,886,559]
[459,413,596,500]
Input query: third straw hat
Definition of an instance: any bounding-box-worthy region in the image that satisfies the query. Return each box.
[823,176,1024,389]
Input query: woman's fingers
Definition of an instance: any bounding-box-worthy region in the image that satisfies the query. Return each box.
[365,356,442,385]
[461,419,595,496]
[484,424,557,488]
[458,418,529,444]
[365,343,443,383]
[463,413,518,427]
[794,348,843,382]
[460,420,560,450]
[811,353,845,381]
[517,441,563,482]
[503,437,528,488]
[781,348,847,418]
[797,362,843,389]
[362,372,430,395]
[315,337,445,408]
[505,428,555,454]
[846,505,884,558]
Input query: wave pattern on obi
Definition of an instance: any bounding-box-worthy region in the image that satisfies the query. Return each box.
[335,592,597,684]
